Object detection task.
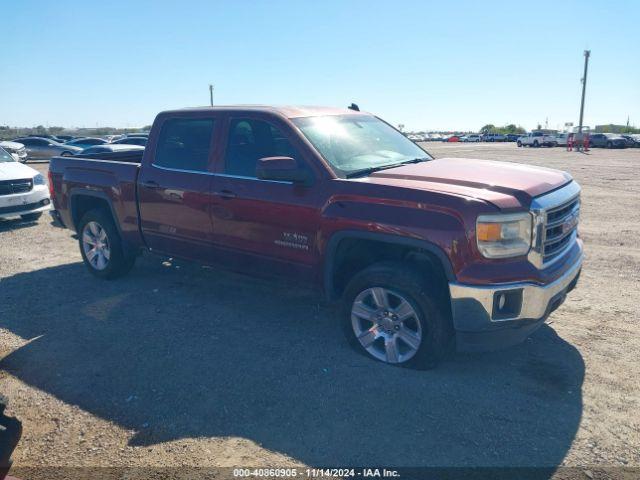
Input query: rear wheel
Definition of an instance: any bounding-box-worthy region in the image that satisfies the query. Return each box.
[342,262,452,369]
[517,141,522,147]
[607,141,613,149]
[78,209,136,279]
[533,140,540,147]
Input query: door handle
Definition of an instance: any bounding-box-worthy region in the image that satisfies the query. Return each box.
[214,189,237,199]
[142,180,160,189]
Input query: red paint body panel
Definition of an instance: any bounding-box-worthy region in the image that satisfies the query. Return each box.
[49,106,578,295]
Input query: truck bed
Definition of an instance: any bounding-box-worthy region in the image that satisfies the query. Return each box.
[69,149,144,164]
[49,152,143,246]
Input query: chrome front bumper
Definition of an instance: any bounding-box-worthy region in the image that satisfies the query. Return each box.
[449,253,583,331]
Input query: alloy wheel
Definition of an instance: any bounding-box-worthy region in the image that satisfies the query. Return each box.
[82,221,111,271]
[351,287,423,364]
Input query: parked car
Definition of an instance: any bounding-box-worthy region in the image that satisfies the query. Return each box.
[482,133,507,142]
[0,146,52,221]
[12,137,82,159]
[620,134,640,148]
[505,133,521,142]
[442,135,460,142]
[553,133,569,147]
[111,136,148,146]
[78,144,145,155]
[517,132,557,147]
[461,134,481,142]
[49,105,583,369]
[587,133,627,149]
[63,137,109,149]
[0,141,28,163]
[56,135,75,142]
[27,134,64,143]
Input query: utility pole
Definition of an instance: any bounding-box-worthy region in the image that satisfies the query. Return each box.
[209,84,214,106]
[578,50,590,134]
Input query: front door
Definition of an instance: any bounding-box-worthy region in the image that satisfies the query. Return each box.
[137,116,219,261]
[210,116,321,279]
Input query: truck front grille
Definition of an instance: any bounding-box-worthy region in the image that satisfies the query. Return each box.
[0,178,33,196]
[542,196,580,264]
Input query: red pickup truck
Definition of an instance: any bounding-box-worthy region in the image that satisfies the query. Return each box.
[49,106,583,368]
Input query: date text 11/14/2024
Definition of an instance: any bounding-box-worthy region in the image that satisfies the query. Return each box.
[233,468,400,478]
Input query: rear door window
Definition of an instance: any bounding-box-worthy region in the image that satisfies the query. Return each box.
[154,118,215,172]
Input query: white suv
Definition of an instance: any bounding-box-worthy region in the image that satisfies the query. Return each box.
[0,146,52,221]
[517,132,557,147]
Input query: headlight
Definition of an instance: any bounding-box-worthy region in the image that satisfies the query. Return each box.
[33,173,46,185]
[476,212,532,258]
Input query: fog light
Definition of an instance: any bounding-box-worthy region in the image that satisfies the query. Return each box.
[498,293,506,310]
[42,198,50,205]
[492,289,523,320]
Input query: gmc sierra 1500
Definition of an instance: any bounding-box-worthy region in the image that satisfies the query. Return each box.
[49,106,583,368]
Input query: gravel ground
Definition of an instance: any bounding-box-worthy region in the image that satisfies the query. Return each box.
[1,143,639,478]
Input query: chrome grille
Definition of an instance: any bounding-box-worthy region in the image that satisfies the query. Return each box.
[542,196,580,264]
[528,181,581,269]
[0,178,33,196]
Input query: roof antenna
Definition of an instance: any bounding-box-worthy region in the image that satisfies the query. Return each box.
[348,103,360,111]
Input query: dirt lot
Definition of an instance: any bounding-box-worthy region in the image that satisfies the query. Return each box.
[1,143,639,477]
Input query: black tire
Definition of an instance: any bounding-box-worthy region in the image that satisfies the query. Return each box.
[77,209,136,279]
[517,141,522,147]
[606,141,613,149]
[341,261,453,370]
[60,151,73,157]
[533,140,540,147]
[20,212,42,222]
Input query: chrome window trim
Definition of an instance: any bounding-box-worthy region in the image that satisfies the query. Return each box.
[150,163,293,185]
[528,181,581,269]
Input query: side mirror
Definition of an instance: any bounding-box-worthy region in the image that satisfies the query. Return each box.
[256,156,311,185]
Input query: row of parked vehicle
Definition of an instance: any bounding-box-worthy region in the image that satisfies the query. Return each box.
[407,132,522,142]
[407,131,640,148]
[0,133,149,163]
[516,132,640,149]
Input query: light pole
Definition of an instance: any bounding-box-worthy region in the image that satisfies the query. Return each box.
[578,50,590,134]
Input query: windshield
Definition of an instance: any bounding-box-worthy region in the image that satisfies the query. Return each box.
[0,147,15,162]
[292,115,432,177]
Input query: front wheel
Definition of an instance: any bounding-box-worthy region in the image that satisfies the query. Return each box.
[342,262,452,369]
[78,209,136,279]
[607,141,613,149]
[517,141,522,147]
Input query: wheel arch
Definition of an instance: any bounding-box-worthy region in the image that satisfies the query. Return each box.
[69,189,123,238]
[323,230,455,302]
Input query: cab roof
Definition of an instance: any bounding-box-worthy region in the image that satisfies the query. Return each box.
[159,105,367,119]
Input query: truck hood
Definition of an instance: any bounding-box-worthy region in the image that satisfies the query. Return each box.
[362,158,572,209]
[0,161,38,181]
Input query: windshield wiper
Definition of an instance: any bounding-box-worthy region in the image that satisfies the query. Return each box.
[345,157,429,178]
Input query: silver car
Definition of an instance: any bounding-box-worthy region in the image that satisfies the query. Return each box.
[0,141,28,162]
[12,137,82,160]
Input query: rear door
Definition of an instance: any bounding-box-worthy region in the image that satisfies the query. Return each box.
[137,114,221,261]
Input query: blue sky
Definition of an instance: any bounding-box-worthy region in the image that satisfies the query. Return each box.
[2,0,638,131]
